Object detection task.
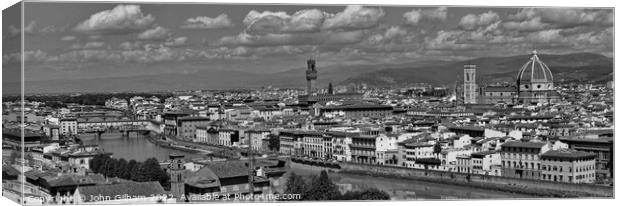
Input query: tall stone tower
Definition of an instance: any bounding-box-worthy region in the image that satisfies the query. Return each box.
[167,154,186,201]
[463,64,477,104]
[306,58,317,95]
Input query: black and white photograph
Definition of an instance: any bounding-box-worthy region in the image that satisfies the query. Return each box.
[1,0,616,205]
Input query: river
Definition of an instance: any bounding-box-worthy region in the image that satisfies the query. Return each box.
[81,133,540,200]
[79,132,207,162]
[290,165,540,200]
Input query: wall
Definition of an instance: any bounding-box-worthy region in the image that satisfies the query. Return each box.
[340,162,613,197]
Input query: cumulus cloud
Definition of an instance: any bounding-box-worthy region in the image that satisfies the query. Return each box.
[505,8,612,32]
[3,50,49,65]
[366,26,411,45]
[4,21,37,38]
[503,17,550,32]
[424,30,479,50]
[321,5,384,30]
[119,41,143,50]
[74,4,155,34]
[84,42,106,49]
[458,11,501,30]
[210,6,383,50]
[61,35,77,41]
[40,25,68,34]
[180,14,234,29]
[244,9,325,34]
[89,35,103,40]
[403,7,447,25]
[164,37,188,47]
[137,26,170,40]
[215,30,366,47]
[69,42,107,50]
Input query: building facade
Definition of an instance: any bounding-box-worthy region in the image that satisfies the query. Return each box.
[501,141,550,180]
[463,64,477,104]
[540,149,597,183]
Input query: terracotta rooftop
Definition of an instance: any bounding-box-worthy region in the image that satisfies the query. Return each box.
[77,181,166,202]
[541,149,596,161]
[501,141,547,149]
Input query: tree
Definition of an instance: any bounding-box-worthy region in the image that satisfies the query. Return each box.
[284,172,307,199]
[433,142,442,155]
[267,134,280,152]
[340,188,390,200]
[112,158,128,178]
[132,158,170,188]
[129,161,142,181]
[99,158,117,177]
[123,160,138,180]
[305,170,340,200]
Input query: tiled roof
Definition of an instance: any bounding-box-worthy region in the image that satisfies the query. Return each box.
[178,116,211,121]
[185,168,220,189]
[2,165,20,176]
[541,149,596,160]
[501,141,547,149]
[43,174,105,187]
[204,160,249,179]
[484,86,517,92]
[471,150,498,158]
[77,181,166,201]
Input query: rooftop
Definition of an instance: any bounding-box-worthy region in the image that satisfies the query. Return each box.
[501,141,547,149]
[541,149,596,161]
[203,160,249,179]
[77,181,166,201]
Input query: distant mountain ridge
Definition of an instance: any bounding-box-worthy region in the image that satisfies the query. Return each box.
[22,52,612,93]
[342,52,613,87]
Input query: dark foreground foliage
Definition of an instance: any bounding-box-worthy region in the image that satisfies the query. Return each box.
[284,170,390,201]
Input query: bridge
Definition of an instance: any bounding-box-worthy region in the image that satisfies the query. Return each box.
[80,124,157,139]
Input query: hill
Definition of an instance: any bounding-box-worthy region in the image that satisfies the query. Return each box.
[342,53,613,87]
[21,52,612,93]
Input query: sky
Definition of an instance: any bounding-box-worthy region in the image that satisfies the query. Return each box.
[1,2,614,82]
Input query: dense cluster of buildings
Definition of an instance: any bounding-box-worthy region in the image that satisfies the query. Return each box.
[2,53,615,204]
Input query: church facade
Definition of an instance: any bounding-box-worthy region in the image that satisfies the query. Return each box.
[467,51,561,105]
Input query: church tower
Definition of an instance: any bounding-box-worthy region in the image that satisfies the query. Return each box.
[167,154,186,201]
[306,58,317,95]
[463,64,477,104]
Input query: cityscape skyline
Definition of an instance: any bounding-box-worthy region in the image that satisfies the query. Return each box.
[2,3,613,84]
[1,1,616,205]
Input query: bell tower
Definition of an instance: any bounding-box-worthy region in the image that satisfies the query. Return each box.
[167,154,186,201]
[463,64,477,104]
[306,58,317,95]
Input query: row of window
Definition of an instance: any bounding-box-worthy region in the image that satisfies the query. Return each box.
[502,160,541,170]
[503,153,540,161]
[542,164,595,173]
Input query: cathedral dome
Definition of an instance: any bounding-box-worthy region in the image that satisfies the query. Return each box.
[516,51,553,86]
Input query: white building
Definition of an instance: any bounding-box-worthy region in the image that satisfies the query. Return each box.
[59,118,78,136]
[471,150,502,176]
[453,135,473,149]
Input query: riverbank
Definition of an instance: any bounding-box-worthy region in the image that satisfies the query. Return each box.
[287,160,612,198]
[340,162,613,198]
[144,134,212,154]
[288,161,539,200]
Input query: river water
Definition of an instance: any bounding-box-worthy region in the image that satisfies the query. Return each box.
[290,167,540,200]
[79,133,206,162]
[82,133,540,200]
